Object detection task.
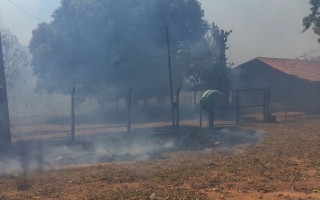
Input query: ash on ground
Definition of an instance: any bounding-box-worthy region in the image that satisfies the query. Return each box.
[0,126,265,174]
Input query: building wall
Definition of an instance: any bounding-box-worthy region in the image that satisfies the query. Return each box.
[230,59,320,113]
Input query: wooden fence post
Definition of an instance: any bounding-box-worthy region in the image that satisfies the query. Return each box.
[263,89,267,122]
[263,88,272,122]
[199,99,203,129]
[267,87,271,121]
[209,110,215,128]
[71,86,76,142]
[176,87,182,132]
[236,90,240,124]
[127,87,133,133]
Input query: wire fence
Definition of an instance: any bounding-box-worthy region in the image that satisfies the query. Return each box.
[5,88,277,143]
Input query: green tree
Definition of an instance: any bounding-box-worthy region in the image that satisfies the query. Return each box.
[1,29,29,90]
[179,23,232,90]
[296,49,320,62]
[303,0,320,42]
[29,0,207,107]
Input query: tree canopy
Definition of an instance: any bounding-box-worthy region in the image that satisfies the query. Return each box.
[303,0,320,42]
[179,23,232,90]
[29,0,208,104]
[297,49,320,62]
[1,29,29,90]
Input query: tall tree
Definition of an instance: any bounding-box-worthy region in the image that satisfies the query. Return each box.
[179,23,232,90]
[29,0,208,106]
[303,0,320,42]
[1,29,29,90]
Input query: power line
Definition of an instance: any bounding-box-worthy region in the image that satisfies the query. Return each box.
[6,0,44,22]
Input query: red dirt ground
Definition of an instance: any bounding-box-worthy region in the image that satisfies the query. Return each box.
[0,114,319,199]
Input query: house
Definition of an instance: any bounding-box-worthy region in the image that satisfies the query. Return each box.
[230,57,320,113]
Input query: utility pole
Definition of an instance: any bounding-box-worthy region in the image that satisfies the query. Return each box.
[0,30,11,147]
[166,26,175,133]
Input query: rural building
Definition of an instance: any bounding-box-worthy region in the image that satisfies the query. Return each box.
[230,57,320,113]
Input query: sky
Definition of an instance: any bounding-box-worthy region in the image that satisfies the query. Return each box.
[0,0,319,66]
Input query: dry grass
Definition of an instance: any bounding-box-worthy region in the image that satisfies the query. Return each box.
[1,115,320,199]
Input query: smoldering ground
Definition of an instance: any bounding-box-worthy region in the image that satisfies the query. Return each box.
[0,127,265,177]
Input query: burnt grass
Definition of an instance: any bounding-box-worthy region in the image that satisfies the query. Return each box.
[0,126,261,168]
[0,115,320,199]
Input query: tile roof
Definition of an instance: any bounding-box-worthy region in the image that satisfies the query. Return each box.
[256,57,320,82]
